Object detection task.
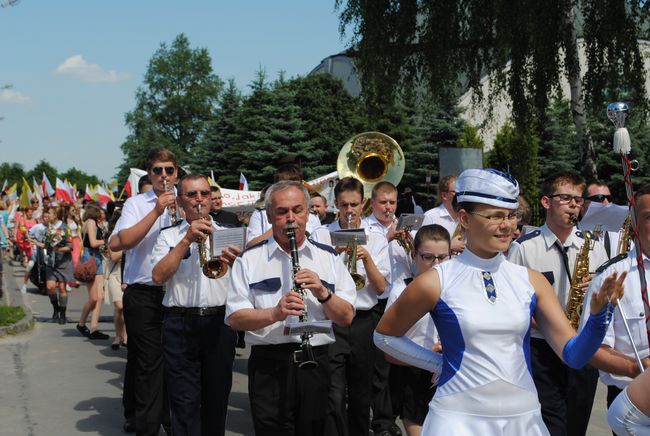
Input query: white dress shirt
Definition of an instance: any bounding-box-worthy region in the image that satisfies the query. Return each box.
[422,204,459,239]
[226,236,356,346]
[312,219,391,310]
[508,223,609,339]
[112,189,173,285]
[151,220,231,308]
[246,208,321,242]
[579,249,650,389]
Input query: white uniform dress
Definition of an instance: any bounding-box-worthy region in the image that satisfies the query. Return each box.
[423,248,549,435]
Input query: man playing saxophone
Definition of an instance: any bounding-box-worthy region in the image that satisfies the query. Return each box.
[508,171,609,436]
[226,180,355,436]
[151,173,241,436]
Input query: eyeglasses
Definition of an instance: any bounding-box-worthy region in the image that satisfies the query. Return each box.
[469,211,518,224]
[151,166,175,176]
[418,253,450,262]
[584,194,612,203]
[183,190,210,199]
[548,193,585,205]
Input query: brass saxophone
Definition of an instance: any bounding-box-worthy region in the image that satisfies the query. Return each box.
[564,226,601,330]
[617,214,633,255]
[286,223,318,369]
[346,213,366,290]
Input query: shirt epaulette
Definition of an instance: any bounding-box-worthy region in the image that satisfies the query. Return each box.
[595,252,627,274]
[160,221,183,232]
[516,229,541,244]
[239,239,268,256]
[575,230,601,241]
[308,238,337,255]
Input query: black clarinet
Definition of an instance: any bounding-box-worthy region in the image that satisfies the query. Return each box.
[286,224,318,369]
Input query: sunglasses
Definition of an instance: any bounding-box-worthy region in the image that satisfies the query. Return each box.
[418,253,450,262]
[151,166,175,176]
[183,190,211,199]
[584,194,612,203]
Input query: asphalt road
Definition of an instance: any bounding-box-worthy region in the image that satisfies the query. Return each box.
[0,260,613,436]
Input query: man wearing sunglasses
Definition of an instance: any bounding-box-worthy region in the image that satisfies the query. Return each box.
[508,171,609,436]
[109,148,178,435]
[152,174,240,436]
[580,180,618,259]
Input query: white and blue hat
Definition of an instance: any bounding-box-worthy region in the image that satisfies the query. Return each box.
[455,169,519,210]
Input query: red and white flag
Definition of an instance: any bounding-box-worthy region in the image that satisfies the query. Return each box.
[239,173,249,191]
[84,184,93,201]
[42,172,55,197]
[96,185,112,205]
[124,179,132,198]
[55,178,73,204]
[0,179,7,194]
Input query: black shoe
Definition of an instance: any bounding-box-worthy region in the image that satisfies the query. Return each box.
[162,423,172,434]
[58,310,67,325]
[76,324,91,337]
[51,308,59,322]
[88,330,110,340]
[123,419,135,433]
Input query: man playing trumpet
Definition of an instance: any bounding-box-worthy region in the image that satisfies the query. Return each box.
[151,173,241,436]
[226,180,355,436]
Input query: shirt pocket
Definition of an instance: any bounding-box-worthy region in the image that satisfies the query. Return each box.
[249,277,282,308]
[624,312,647,347]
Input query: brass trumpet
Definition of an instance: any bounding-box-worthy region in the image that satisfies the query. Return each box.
[196,204,228,279]
[163,179,179,225]
[346,213,366,290]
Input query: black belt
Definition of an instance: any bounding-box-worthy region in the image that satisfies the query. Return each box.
[251,343,329,361]
[163,305,225,316]
[127,283,163,292]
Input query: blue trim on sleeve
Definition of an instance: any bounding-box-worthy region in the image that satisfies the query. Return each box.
[562,303,612,369]
[249,277,281,293]
[309,238,338,255]
[430,299,465,387]
[523,293,537,376]
[320,279,335,293]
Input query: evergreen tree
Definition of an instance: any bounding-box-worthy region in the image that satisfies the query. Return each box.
[457,124,485,149]
[538,99,580,180]
[191,79,242,187]
[0,162,25,188]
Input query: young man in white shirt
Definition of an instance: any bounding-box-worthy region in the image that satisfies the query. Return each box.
[109,148,178,435]
[422,175,464,254]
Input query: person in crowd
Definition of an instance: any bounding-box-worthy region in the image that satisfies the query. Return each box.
[109,148,177,435]
[209,185,241,227]
[246,163,321,248]
[21,210,47,294]
[104,208,126,350]
[76,203,109,340]
[581,179,619,259]
[375,168,625,435]
[152,173,241,436]
[310,193,335,225]
[226,180,356,436]
[386,224,450,436]
[422,175,464,254]
[41,206,74,324]
[15,207,37,267]
[580,184,650,413]
[0,201,11,259]
[513,195,532,241]
[138,175,153,193]
[311,176,391,436]
[67,205,83,267]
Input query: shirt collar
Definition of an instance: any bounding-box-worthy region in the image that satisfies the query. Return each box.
[143,188,158,203]
[438,203,452,218]
[540,223,581,250]
[266,236,312,260]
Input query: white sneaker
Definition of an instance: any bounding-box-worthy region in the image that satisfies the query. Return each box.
[20,284,27,294]
[66,285,71,292]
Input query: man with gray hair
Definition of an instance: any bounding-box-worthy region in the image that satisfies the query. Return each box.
[226,180,356,435]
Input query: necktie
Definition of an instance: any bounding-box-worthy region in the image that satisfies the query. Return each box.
[554,241,571,283]
[482,271,497,304]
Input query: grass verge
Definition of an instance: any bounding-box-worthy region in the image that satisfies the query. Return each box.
[0,306,25,327]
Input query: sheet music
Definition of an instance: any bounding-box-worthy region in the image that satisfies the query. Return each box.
[211,227,246,256]
[396,213,424,231]
[329,229,367,246]
[580,202,628,232]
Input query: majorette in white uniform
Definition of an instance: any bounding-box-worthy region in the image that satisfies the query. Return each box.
[423,248,548,435]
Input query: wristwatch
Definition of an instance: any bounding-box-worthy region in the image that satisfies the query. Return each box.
[317,289,333,304]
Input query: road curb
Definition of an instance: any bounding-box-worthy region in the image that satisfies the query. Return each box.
[0,260,35,338]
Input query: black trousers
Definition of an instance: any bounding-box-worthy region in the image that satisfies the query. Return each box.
[370,299,395,432]
[162,308,236,436]
[123,284,169,436]
[530,338,599,436]
[326,309,375,436]
[248,343,331,436]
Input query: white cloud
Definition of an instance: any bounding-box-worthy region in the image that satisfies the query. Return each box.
[55,54,129,83]
[0,88,32,104]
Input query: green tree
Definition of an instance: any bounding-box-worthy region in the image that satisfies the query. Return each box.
[117,33,223,180]
[191,79,243,186]
[457,124,485,149]
[25,160,58,188]
[59,167,101,192]
[0,162,25,188]
[538,99,580,180]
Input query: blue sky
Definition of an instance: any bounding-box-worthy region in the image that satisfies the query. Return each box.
[0,1,349,181]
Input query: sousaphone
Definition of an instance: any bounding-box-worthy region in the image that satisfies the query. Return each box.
[337,132,405,198]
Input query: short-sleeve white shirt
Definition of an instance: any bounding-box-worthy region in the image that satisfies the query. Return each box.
[579,249,650,389]
[422,204,459,239]
[151,220,231,307]
[225,236,356,346]
[113,189,173,285]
